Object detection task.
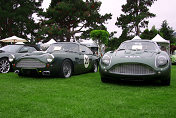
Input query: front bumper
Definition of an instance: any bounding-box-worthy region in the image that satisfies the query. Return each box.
[99,64,171,81]
[13,63,59,76]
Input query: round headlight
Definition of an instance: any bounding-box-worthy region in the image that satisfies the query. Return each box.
[9,54,15,62]
[156,55,168,67]
[47,54,54,63]
[102,55,111,66]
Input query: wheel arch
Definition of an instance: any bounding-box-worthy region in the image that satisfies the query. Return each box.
[62,58,74,73]
[0,56,9,60]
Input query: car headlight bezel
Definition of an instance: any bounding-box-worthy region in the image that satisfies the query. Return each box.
[156,55,168,67]
[46,54,54,63]
[102,55,111,66]
[9,54,15,62]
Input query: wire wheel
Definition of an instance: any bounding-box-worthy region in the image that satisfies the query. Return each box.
[62,60,72,78]
[0,59,10,73]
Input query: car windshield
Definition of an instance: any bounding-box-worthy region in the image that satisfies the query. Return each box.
[46,43,79,52]
[118,41,157,51]
[0,45,22,53]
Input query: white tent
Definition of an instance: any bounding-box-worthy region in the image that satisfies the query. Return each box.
[152,34,169,43]
[132,36,141,40]
[45,39,56,45]
[0,36,28,43]
[152,34,170,54]
[40,39,57,50]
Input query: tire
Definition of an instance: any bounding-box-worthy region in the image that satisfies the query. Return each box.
[101,77,109,83]
[0,58,10,73]
[161,75,171,86]
[61,59,72,78]
[92,61,98,73]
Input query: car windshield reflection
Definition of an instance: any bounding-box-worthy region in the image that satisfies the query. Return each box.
[118,41,157,51]
[0,45,22,53]
[46,43,79,53]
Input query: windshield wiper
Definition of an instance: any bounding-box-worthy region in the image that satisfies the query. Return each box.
[117,49,125,51]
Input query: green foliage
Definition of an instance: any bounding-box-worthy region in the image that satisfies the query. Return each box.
[90,30,109,46]
[116,0,157,36]
[0,0,43,42]
[107,29,133,51]
[39,0,111,42]
[159,20,175,44]
[140,26,162,39]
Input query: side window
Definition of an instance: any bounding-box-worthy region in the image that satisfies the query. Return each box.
[80,45,93,55]
[28,47,37,53]
[85,46,93,55]
[69,44,79,52]
[19,46,37,53]
[19,46,30,53]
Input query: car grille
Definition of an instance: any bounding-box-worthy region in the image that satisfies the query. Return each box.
[16,59,46,68]
[109,63,155,75]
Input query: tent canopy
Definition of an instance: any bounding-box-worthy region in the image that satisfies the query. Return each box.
[0,36,28,43]
[132,36,141,40]
[40,39,57,51]
[152,34,169,43]
[45,39,56,45]
[152,34,170,54]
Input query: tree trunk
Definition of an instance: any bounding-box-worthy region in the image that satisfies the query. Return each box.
[136,25,140,36]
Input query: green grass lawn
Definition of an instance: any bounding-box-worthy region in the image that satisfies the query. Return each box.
[0,66,176,118]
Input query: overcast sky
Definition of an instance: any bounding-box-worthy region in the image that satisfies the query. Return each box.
[42,0,176,37]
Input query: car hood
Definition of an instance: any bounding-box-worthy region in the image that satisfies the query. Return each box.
[115,50,155,58]
[108,50,157,67]
[16,51,49,61]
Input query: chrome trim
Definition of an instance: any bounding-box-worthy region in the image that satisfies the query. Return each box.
[16,59,46,68]
[109,63,155,75]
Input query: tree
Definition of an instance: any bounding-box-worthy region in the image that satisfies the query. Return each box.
[38,0,111,42]
[116,0,157,36]
[140,26,162,40]
[159,20,175,44]
[0,0,43,42]
[90,30,109,45]
[107,29,132,51]
[90,30,109,56]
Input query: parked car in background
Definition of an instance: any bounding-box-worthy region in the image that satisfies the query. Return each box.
[13,42,99,78]
[171,50,176,64]
[99,40,171,85]
[0,44,40,73]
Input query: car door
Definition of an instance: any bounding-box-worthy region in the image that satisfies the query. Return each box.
[78,45,93,73]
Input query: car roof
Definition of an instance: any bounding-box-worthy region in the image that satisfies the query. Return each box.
[6,44,40,51]
[51,42,89,47]
[124,39,155,43]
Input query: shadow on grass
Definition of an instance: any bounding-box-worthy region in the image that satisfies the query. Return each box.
[17,74,64,80]
[103,79,167,87]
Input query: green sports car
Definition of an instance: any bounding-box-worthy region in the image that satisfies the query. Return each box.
[99,40,171,85]
[13,42,98,78]
[0,44,39,73]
